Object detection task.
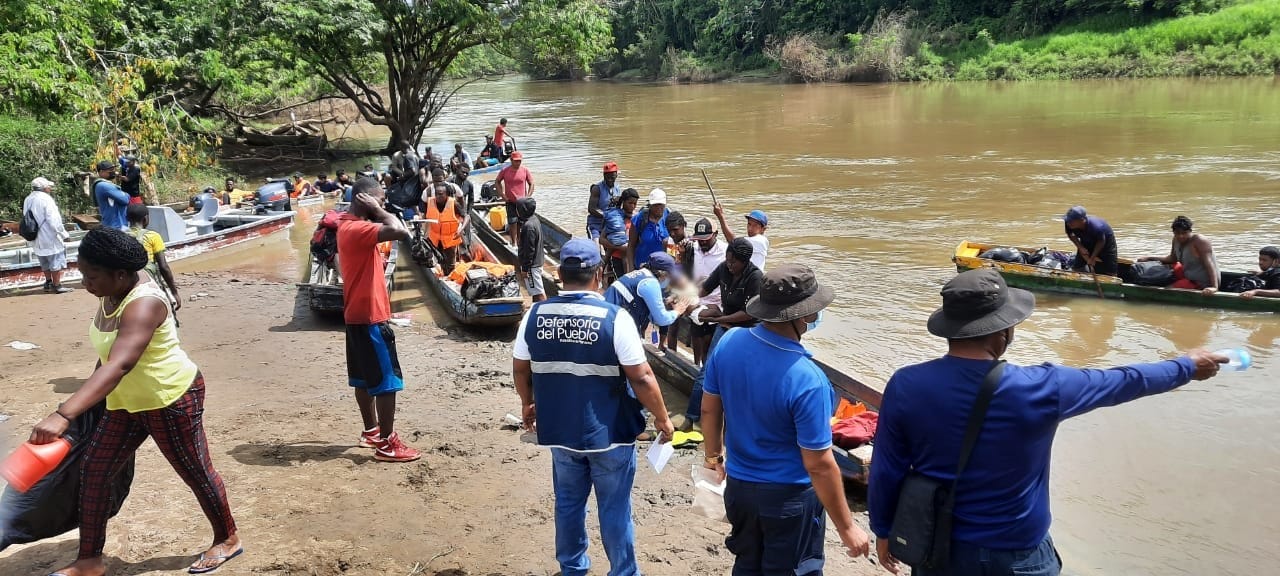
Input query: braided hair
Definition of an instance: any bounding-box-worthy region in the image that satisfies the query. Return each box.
[78,227,148,272]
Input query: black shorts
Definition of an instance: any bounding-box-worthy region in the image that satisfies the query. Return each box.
[345,323,404,396]
[692,321,718,338]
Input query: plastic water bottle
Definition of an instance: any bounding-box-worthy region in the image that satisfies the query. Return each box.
[0,438,71,493]
[1215,348,1252,372]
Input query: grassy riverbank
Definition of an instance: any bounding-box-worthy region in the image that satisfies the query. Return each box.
[618,0,1280,82]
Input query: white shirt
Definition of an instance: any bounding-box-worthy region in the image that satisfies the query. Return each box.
[693,239,727,307]
[747,234,769,269]
[512,291,646,366]
[22,190,69,257]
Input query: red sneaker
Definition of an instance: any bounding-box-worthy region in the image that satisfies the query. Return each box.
[358,427,381,449]
[374,432,422,463]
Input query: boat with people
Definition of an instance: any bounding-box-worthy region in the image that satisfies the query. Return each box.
[0,188,295,292]
[468,201,570,297]
[402,217,525,327]
[648,316,882,483]
[297,241,398,316]
[954,240,1280,312]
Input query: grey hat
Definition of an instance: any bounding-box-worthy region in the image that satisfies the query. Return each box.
[745,264,835,323]
[927,268,1036,339]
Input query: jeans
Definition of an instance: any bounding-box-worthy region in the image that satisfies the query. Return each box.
[551,445,641,576]
[724,477,825,576]
[912,535,1062,576]
[686,325,728,422]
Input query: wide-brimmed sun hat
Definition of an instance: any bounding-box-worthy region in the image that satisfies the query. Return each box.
[927,268,1036,339]
[745,263,835,323]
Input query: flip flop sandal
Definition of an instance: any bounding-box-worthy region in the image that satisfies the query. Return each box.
[635,430,657,442]
[188,547,244,574]
[671,430,704,448]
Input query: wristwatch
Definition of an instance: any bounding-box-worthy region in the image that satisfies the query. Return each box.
[704,454,724,465]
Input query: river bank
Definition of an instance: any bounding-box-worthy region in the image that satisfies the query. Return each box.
[0,267,880,575]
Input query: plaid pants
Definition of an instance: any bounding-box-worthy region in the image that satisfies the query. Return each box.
[78,375,236,559]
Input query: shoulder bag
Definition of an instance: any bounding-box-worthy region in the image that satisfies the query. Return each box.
[888,360,1005,569]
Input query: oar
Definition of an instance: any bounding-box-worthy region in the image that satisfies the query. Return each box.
[700,169,719,205]
[1086,264,1105,299]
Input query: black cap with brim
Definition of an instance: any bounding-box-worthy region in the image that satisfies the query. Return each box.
[96,160,116,172]
[926,268,1036,338]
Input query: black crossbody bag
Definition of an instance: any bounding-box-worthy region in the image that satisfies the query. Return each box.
[888,360,1005,569]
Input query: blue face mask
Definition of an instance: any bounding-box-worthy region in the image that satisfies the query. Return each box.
[806,310,824,333]
[659,276,671,289]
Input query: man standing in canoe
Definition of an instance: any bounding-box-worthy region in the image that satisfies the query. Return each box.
[1138,215,1220,295]
[586,162,621,240]
[626,188,670,273]
[495,151,535,246]
[338,177,421,463]
[700,263,871,572]
[1063,206,1118,276]
[494,118,513,160]
[714,202,769,270]
[513,238,674,576]
[425,181,469,272]
[868,268,1226,575]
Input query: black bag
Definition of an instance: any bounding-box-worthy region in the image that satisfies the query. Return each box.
[1129,261,1175,287]
[1223,275,1266,293]
[888,361,1005,569]
[0,402,135,551]
[978,247,1026,264]
[18,209,39,241]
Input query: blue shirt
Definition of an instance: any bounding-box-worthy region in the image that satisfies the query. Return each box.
[704,326,836,485]
[868,355,1197,549]
[94,180,131,230]
[630,210,669,268]
[1064,215,1115,254]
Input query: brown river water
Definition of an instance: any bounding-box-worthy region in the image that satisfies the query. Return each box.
[215,77,1279,575]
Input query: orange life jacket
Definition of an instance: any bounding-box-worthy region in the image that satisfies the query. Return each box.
[427,196,461,249]
[291,180,310,198]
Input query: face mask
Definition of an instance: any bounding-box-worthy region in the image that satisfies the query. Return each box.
[806,310,824,333]
[659,276,671,290]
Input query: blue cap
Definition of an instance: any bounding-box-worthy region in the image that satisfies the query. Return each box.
[560,238,602,269]
[1063,206,1087,222]
[646,252,684,279]
[747,210,768,226]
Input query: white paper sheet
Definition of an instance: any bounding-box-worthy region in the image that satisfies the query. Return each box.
[646,440,675,473]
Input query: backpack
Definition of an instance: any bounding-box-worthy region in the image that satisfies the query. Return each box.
[18,208,39,241]
[1128,261,1175,286]
[309,210,344,267]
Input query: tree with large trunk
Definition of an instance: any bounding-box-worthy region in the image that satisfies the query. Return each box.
[262,0,611,152]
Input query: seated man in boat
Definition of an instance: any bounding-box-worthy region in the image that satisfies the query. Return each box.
[475,135,502,168]
[291,172,315,198]
[450,143,471,173]
[1138,215,1221,295]
[424,182,469,272]
[1240,246,1280,299]
[314,173,343,196]
[1063,205,1118,276]
[223,178,255,206]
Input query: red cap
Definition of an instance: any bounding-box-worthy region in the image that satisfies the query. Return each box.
[509,151,524,161]
[603,162,619,173]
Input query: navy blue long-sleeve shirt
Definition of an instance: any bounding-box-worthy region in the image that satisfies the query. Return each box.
[868,355,1196,549]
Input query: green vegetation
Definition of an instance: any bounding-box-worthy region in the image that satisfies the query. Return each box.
[0,117,97,219]
[601,0,1280,81]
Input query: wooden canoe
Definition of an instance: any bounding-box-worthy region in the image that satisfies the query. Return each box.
[648,317,883,483]
[0,208,295,292]
[469,202,564,297]
[402,222,526,327]
[954,240,1280,313]
[297,242,399,316]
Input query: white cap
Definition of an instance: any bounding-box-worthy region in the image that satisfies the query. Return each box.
[31,177,55,190]
[648,188,667,206]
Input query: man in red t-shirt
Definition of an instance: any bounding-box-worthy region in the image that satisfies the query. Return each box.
[494,150,535,245]
[494,117,512,160]
[338,177,420,463]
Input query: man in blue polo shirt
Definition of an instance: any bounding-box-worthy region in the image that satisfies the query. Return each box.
[701,263,870,574]
[513,238,674,576]
[868,268,1226,575]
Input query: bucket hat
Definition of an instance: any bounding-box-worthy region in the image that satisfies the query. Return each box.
[927,268,1036,339]
[745,263,835,323]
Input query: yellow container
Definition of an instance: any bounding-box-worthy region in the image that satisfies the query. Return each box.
[488,205,507,231]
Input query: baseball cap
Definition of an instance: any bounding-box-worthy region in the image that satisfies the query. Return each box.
[1063,206,1087,222]
[603,162,619,173]
[95,160,116,172]
[560,238,602,269]
[746,210,768,226]
[509,151,524,161]
[646,252,684,280]
[691,217,716,240]
[30,177,55,190]
[648,188,667,206]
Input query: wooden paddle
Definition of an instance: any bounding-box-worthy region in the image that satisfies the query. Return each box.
[700,169,719,205]
[1085,263,1105,299]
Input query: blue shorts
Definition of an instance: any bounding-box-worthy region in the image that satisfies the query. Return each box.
[345,323,404,396]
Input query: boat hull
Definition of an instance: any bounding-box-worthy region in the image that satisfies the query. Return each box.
[403,228,525,327]
[0,211,295,292]
[954,240,1280,313]
[469,205,562,297]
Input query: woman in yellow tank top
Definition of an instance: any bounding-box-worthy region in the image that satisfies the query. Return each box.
[28,228,241,576]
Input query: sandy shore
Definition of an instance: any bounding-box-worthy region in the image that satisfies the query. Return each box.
[0,267,881,575]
